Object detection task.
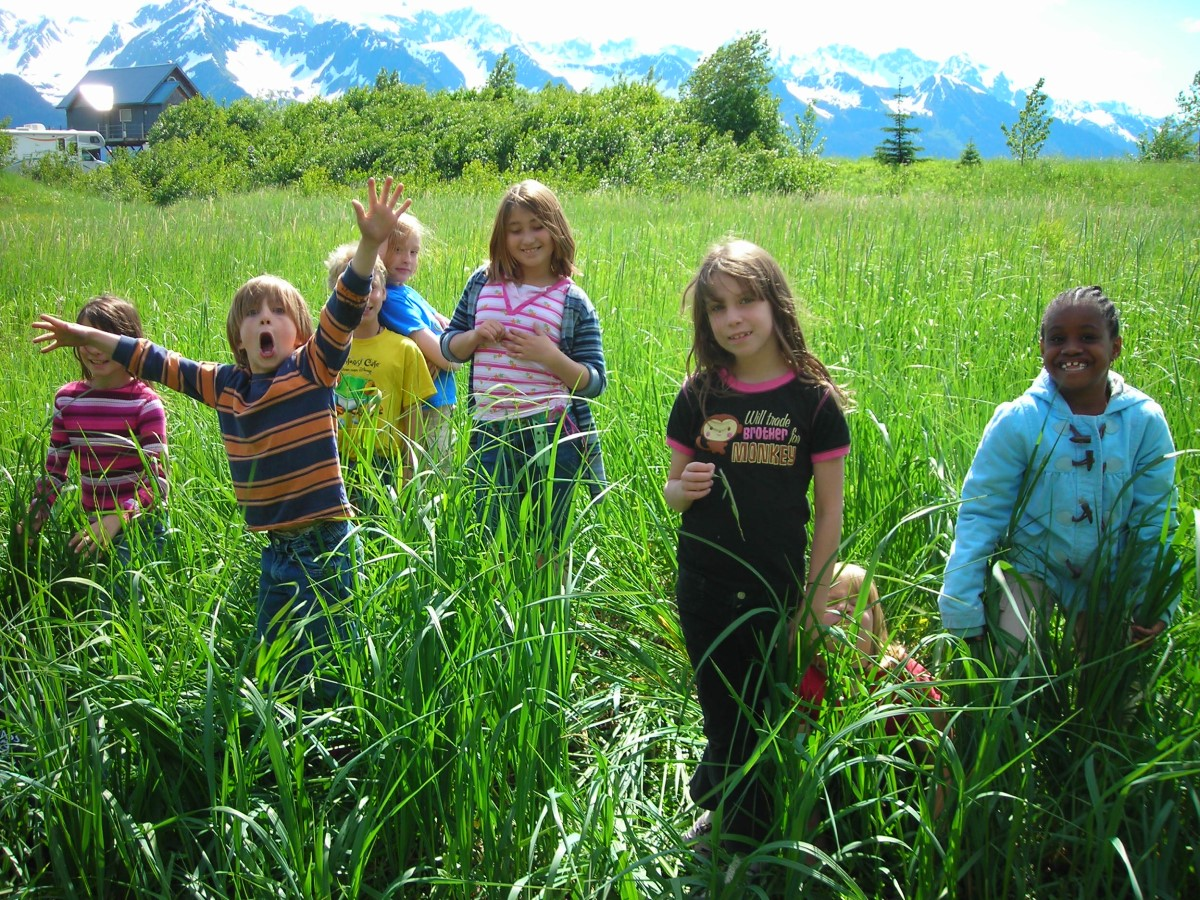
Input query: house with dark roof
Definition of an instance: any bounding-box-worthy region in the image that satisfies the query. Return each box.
[57,64,200,148]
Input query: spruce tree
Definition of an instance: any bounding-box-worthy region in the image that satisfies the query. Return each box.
[874,81,923,166]
[959,138,982,167]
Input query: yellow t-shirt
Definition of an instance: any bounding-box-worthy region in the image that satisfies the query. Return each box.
[336,329,435,463]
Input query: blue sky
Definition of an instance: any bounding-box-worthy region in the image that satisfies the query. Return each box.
[4,0,1197,114]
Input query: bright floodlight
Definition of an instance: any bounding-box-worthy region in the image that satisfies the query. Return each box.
[79,83,115,112]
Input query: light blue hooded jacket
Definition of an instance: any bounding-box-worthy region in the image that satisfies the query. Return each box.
[938,370,1178,637]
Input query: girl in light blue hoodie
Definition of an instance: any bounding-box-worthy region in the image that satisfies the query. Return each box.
[938,286,1178,652]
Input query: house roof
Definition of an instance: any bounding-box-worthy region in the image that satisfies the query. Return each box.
[57,64,199,110]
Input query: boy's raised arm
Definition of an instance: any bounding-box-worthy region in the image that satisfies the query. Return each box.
[350,177,410,279]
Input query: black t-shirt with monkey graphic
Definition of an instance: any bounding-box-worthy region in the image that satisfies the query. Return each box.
[666,370,850,591]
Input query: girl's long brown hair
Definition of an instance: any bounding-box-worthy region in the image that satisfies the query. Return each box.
[683,239,845,410]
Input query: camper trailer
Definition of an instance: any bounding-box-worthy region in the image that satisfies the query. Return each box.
[2,124,106,171]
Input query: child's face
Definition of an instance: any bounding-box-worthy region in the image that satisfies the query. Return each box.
[823,580,877,659]
[704,274,780,369]
[237,298,301,374]
[1040,304,1121,413]
[77,343,129,389]
[382,235,421,286]
[359,279,385,328]
[505,205,554,283]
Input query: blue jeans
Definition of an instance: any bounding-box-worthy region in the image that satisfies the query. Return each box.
[257,519,360,703]
[469,411,591,552]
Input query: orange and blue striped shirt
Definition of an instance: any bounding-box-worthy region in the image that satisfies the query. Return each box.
[113,268,370,532]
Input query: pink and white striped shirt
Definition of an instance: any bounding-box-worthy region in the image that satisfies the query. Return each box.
[472,279,572,422]
[31,379,169,520]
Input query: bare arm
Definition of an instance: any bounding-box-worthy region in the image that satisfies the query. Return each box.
[664,449,715,513]
[408,328,458,373]
[794,456,845,645]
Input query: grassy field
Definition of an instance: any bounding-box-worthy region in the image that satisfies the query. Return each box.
[1,160,1198,898]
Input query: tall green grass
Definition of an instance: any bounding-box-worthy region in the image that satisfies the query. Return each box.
[0,163,1196,897]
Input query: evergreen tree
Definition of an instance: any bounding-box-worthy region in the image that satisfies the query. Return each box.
[958,138,982,167]
[1176,70,1200,161]
[874,81,923,166]
[680,31,782,147]
[1001,77,1053,163]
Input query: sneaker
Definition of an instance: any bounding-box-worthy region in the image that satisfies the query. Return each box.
[683,810,713,842]
[723,854,765,885]
[690,855,764,899]
[683,810,715,861]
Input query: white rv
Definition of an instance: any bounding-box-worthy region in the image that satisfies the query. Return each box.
[2,124,106,171]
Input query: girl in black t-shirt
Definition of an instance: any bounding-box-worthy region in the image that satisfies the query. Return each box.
[664,240,849,882]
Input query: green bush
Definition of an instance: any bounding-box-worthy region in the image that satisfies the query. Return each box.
[76,76,838,204]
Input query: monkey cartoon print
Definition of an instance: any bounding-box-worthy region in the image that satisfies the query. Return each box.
[697,413,740,455]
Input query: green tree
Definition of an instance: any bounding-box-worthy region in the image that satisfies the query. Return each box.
[485,52,518,99]
[874,81,923,166]
[1001,77,1053,163]
[1136,115,1194,161]
[0,116,12,164]
[791,102,825,158]
[958,138,982,167]
[374,69,401,90]
[1176,70,1200,161]
[680,31,782,147]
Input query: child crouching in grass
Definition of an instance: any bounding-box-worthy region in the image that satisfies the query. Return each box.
[794,563,949,842]
[31,177,410,704]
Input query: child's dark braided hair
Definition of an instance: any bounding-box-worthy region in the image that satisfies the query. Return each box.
[1041,285,1120,340]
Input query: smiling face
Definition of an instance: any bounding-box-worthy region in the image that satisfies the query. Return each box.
[1040,303,1121,415]
[356,278,385,336]
[74,295,141,388]
[382,233,421,287]
[78,341,132,389]
[504,204,555,285]
[703,273,784,378]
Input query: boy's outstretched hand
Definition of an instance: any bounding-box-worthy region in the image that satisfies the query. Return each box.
[31,314,113,355]
[353,176,411,249]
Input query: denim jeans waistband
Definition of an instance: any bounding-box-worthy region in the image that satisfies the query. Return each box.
[266,518,351,552]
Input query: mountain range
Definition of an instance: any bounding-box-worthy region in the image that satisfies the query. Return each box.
[0,0,1162,159]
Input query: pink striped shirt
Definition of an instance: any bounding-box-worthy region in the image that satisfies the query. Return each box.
[472,279,570,422]
[31,379,168,519]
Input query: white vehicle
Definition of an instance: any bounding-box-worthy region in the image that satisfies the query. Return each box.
[2,124,106,171]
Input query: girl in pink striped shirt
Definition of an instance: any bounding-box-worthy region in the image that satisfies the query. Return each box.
[24,295,168,570]
[442,180,607,559]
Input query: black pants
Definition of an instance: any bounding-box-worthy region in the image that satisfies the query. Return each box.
[677,565,796,848]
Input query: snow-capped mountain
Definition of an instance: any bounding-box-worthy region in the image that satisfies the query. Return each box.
[0,1,1160,158]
